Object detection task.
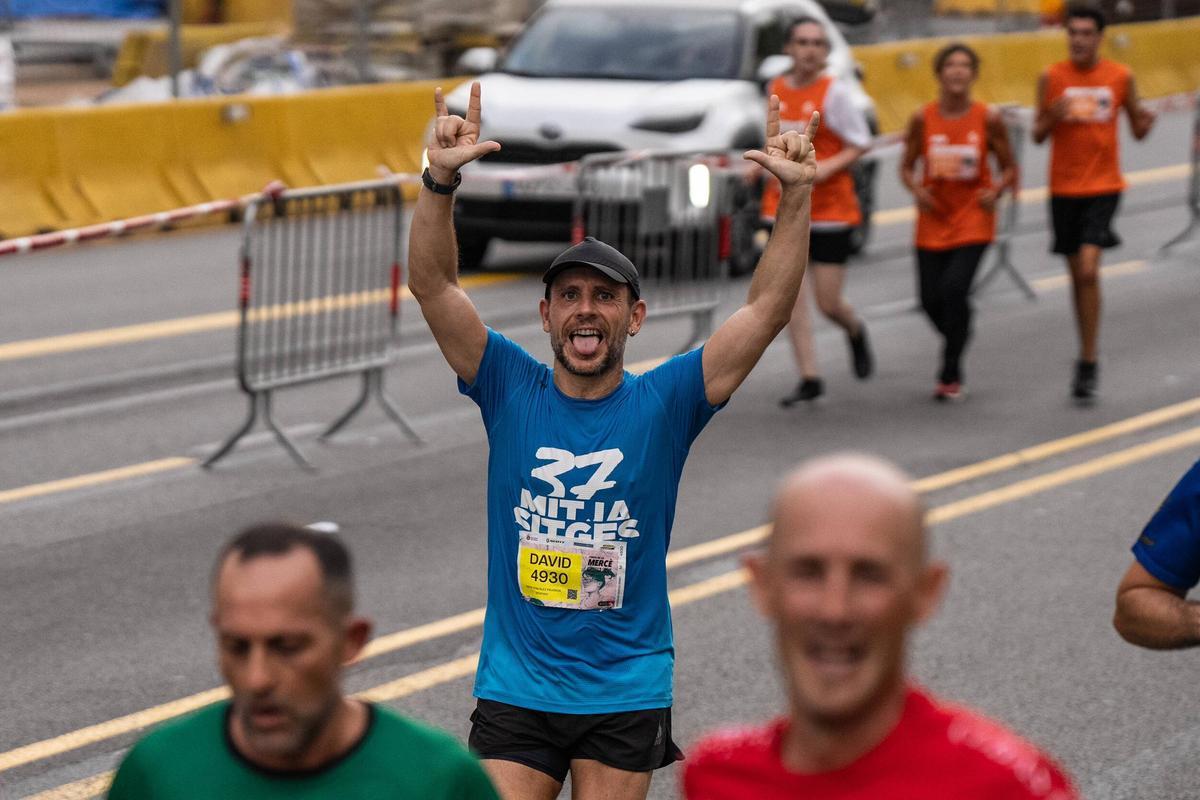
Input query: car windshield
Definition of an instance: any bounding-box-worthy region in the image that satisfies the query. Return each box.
[501,7,743,81]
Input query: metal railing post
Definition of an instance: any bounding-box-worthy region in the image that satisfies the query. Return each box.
[1160,93,1200,255]
[973,108,1036,300]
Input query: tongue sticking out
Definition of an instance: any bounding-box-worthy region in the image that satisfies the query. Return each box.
[573,334,601,357]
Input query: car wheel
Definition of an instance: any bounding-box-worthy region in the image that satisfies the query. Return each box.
[849,159,876,255]
[457,232,491,272]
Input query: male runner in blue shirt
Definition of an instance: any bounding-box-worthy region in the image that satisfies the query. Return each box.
[1114,459,1200,648]
[407,81,819,800]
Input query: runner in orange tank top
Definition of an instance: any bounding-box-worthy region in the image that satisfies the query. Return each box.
[900,43,1016,402]
[1032,3,1155,402]
[763,16,875,406]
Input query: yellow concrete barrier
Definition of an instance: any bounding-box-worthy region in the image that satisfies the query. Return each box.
[853,16,1200,133]
[222,0,293,24]
[2,15,1197,239]
[169,99,293,201]
[0,111,71,235]
[935,0,1041,15]
[54,104,188,223]
[0,78,466,238]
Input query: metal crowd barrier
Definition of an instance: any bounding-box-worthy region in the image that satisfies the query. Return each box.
[1161,92,1200,254]
[572,150,740,354]
[973,106,1036,299]
[203,178,420,470]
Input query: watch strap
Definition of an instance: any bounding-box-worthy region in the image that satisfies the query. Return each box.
[422,167,461,195]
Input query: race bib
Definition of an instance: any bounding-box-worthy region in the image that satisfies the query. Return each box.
[927,143,980,181]
[518,534,627,610]
[1063,86,1114,123]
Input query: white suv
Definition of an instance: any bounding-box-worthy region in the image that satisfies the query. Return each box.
[444,0,878,272]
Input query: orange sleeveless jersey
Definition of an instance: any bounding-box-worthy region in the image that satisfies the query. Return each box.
[1044,59,1130,196]
[915,101,995,251]
[761,75,861,225]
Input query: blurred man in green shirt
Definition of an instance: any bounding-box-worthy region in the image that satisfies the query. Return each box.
[108,522,498,800]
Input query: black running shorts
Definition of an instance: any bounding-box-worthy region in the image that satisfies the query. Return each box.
[1050,192,1121,255]
[468,699,682,783]
[810,228,854,265]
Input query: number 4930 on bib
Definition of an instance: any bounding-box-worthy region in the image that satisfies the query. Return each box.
[518,533,627,611]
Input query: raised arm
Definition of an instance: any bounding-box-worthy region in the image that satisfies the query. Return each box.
[408,82,501,384]
[1114,561,1200,649]
[701,96,817,406]
[1124,74,1156,140]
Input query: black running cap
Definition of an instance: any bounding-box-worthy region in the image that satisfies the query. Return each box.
[543,237,641,300]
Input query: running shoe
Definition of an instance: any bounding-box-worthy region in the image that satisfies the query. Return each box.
[1072,360,1098,401]
[934,381,967,402]
[780,378,824,406]
[847,324,873,379]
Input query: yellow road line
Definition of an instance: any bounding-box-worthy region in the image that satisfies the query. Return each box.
[0,687,229,776]
[667,568,751,605]
[357,654,480,703]
[33,421,1200,800]
[4,392,1200,776]
[911,394,1200,492]
[665,527,768,570]
[23,773,112,800]
[1031,259,1149,291]
[0,458,195,506]
[927,424,1200,525]
[1126,163,1191,186]
[358,609,485,661]
[872,162,1189,227]
[0,273,519,363]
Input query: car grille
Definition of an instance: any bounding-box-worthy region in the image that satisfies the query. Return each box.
[481,141,622,165]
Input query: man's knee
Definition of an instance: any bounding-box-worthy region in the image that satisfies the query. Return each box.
[1070,263,1100,288]
[815,294,844,320]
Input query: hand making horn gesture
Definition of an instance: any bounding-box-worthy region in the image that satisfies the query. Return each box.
[428,81,501,185]
[743,95,819,189]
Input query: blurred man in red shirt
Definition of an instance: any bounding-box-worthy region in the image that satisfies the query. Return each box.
[683,454,1078,799]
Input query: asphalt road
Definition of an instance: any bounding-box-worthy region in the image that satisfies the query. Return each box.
[0,107,1198,800]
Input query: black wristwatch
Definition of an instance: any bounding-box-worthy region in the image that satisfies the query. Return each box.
[422,167,461,195]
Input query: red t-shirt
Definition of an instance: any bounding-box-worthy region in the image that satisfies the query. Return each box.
[683,688,1079,800]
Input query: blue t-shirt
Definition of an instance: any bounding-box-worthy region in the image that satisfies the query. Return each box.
[459,329,722,713]
[1132,459,1200,590]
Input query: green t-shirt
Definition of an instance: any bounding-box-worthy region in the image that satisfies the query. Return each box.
[108,702,498,800]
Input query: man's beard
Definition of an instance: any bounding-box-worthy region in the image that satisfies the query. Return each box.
[552,329,628,378]
[235,695,337,762]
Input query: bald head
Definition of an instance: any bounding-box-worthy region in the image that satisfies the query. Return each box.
[749,454,946,734]
[769,453,926,567]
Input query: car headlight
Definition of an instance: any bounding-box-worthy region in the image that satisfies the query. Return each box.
[631,112,706,134]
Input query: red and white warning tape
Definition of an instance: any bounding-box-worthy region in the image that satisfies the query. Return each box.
[0,172,429,259]
[0,198,243,258]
